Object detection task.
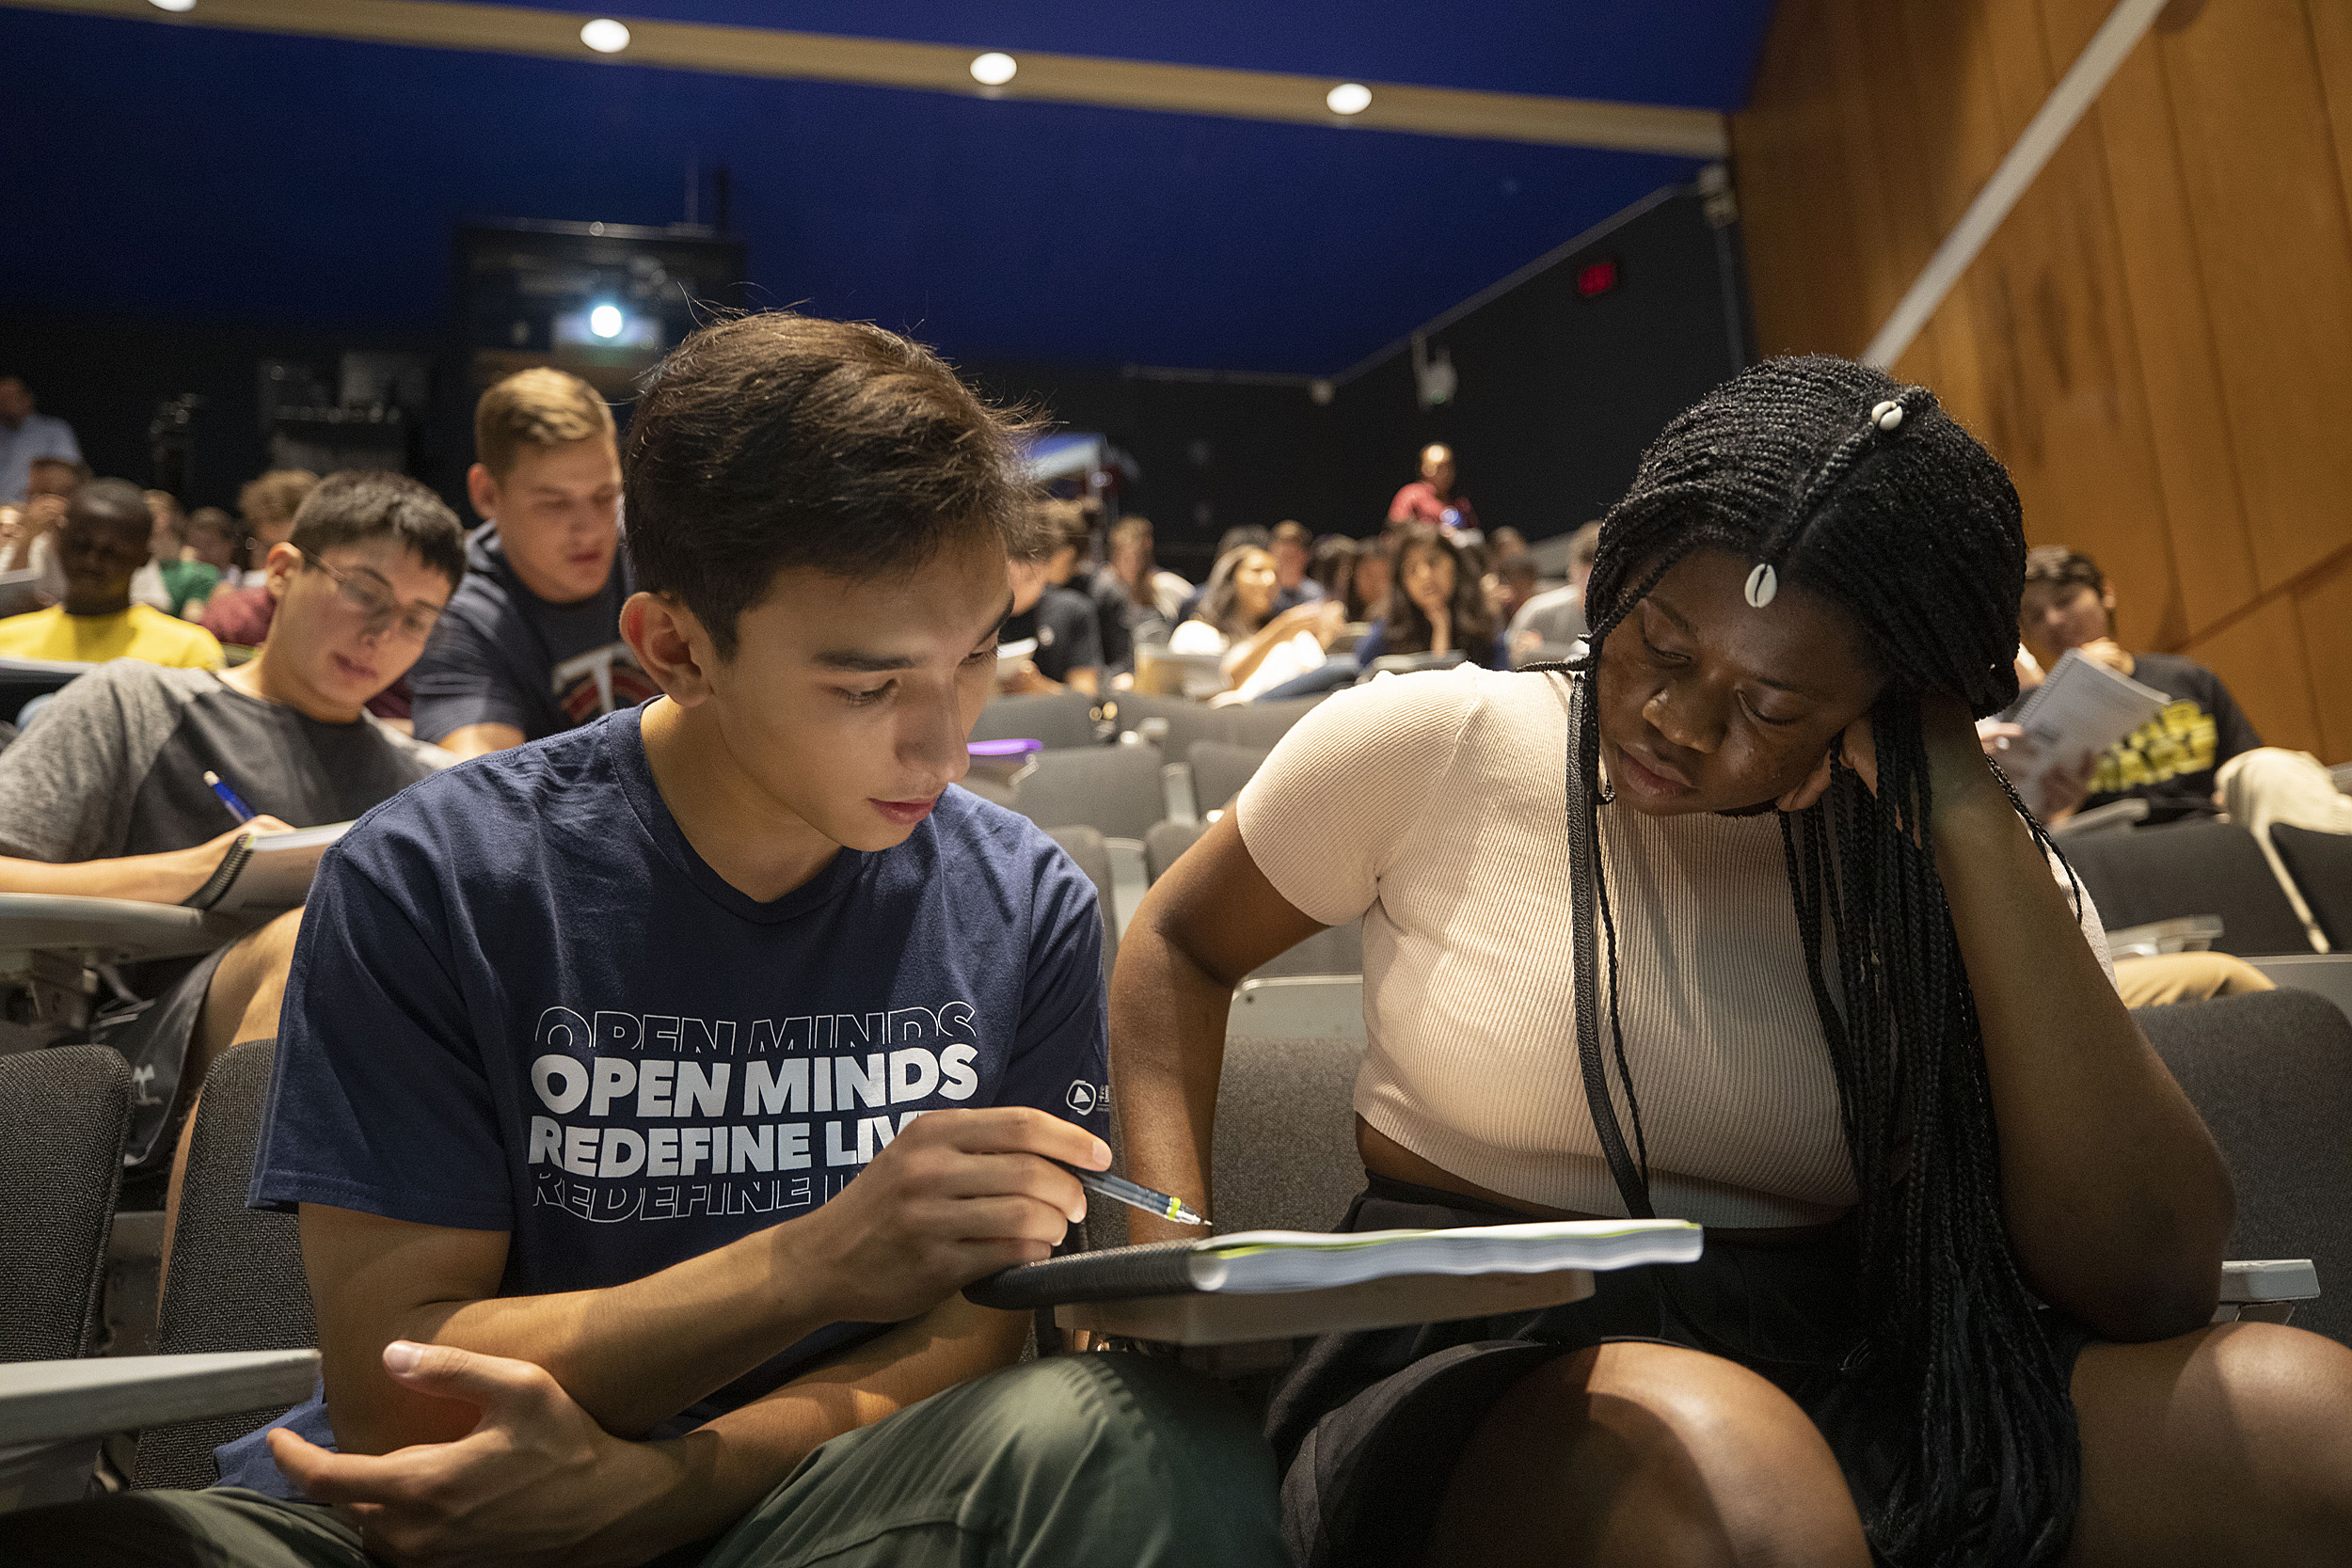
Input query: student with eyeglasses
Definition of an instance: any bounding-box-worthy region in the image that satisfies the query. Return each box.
[0,469,464,1207]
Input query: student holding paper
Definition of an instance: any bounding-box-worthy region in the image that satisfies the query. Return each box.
[2009,546,2265,826]
[0,471,460,1188]
[1116,359,2352,1568]
[1,312,1279,1568]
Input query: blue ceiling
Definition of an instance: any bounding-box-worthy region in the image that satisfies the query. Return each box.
[4,3,1775,375]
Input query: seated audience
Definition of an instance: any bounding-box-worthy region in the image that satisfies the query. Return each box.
[132,489,221,618]
[1508,518,1600,660]
[0,480,225,669]
[0,471,460,1187]
[1269,518,1325,610]
[1001,505,1104,696]
[199,469,321,647]
[0,375,81,505]
[1170,543,1345,702]
[1354,522,1507,670]
[1093,515,1184,668]
[1485,524,1531,563]
[1115,356,2352,1568]
[1388,440,1479,533]
[0,310,1283,1568]
[408,367,650,756]
[0,454,84,602]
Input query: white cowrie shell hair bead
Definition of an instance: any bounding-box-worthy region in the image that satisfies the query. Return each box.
[1745,562,1778,609]
[1872,399,1905,431]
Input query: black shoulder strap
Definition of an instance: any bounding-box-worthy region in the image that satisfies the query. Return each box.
[1563,672,1655,1220]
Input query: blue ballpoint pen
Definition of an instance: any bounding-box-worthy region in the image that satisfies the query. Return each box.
[202,769,257,824]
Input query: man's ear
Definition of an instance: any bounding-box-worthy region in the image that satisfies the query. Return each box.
[465,464,499,525]
[262,541,304,602]
[622,590,717,708]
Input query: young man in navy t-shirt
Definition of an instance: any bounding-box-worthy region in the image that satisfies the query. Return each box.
[6,315,1281,1567]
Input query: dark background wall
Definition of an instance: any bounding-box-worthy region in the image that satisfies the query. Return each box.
[4,186,1750,572]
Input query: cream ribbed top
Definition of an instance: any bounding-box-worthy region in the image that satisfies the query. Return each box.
[1235,665,2115,1229]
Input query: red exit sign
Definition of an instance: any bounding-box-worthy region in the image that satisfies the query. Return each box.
[1576,258,1621,298]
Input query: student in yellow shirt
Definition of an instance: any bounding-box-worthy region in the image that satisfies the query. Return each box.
[0,479,225,669]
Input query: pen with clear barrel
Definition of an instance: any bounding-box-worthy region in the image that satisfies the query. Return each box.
[1055,1161,1209,1227]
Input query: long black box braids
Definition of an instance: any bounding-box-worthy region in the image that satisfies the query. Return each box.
[1570,355,2081,1568]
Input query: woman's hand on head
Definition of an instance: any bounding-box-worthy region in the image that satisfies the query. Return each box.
[1775,714,1875,813]
[1772,692,1981,813]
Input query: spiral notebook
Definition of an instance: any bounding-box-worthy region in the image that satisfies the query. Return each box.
[966,1218,1704,1311]
[182,823,351,911]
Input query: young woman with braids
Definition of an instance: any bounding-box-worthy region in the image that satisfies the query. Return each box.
[1112,357,2352,1568]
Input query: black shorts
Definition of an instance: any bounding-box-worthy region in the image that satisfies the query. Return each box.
[1267,1176,2094,1568]
[78,944,232,1179]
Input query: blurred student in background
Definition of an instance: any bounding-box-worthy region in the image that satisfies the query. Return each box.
[0,375,81,505]
[0,480,224,669]
[1354,522,1506,670]
[1095,515,1184,670]
[408,367,649,757]
[1311,534,1363,621]
[2009,546,2261,826]
[1353,531,1393,623]
[132,489,221,619]
[1508,518,1600,662]
[0,471,460,1191]
[1170,543,1345,703]
[0,454,84,603]
[183,506,246,586]
[1001,509,1104,696]
[1388,441,1478,533]
[199,469,320,647]
[1269,519,1324,611]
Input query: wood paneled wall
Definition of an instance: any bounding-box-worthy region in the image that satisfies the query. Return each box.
[1733,0,2352,761]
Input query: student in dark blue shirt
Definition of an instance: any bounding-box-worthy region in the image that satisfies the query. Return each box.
[4,314,1281,1568]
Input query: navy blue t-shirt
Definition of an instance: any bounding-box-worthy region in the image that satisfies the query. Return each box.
[216,705,1107,1494]
[407,524,660,746]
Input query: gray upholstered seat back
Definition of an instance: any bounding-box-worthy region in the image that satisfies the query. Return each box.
[1042,824,1119,981]
[2069,822,2312,956]
[135,1038,315,1491]
[967,691,1101,750]
[0,1044,129,1362]
[2137,990,2352,1345]
[1011,744,1167,841]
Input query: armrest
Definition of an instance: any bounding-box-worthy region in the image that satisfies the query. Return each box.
[2050,798,2151,841]
[2106,914,2224,958]
[1162,762,1200,827]
[2212,1259,2319,1325]
[2219,1259,2318,1303]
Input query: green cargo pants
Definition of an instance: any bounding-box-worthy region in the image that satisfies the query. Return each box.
[0,1354,1286,1566]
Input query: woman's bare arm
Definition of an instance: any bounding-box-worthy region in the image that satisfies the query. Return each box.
[1923,698,2233,1340]
[1110,814,1327,1244]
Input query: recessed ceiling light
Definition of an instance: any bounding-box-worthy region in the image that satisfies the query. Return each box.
[580,18,631,53]
[970,52,1018,87]
[1327,82,1373,116]
[149,0,198,11]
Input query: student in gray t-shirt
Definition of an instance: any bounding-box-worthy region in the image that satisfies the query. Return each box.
[0,472,463,1190]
